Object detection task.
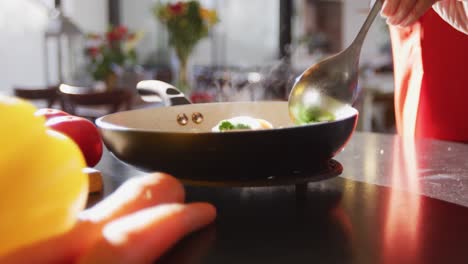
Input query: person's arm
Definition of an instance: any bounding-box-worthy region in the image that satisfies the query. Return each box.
[432,0,468,34]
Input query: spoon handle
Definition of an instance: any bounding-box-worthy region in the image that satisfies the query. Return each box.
[351,0,384,49]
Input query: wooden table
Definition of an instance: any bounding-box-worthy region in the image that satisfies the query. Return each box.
[96,132,468,263]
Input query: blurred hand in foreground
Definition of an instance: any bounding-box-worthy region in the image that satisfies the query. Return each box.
[0,173,216,264]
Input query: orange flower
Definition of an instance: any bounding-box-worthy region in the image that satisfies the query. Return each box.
[200,8,218,25]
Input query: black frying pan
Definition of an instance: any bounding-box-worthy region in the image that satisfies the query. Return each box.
[96,81,358,181]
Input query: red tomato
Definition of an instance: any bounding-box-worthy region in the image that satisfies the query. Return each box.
[35,108,69,120]
[45,116,103,167]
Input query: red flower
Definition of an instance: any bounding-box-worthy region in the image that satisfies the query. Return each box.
[115,25,128,37]
[106,31,118,42]
[106,25,128,42]
[168,2,185,15]
[86,47,100,58]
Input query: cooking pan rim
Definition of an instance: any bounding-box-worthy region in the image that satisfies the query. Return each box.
[96,101,359,135]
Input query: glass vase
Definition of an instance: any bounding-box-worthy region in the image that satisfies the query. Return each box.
[176,55,190,94]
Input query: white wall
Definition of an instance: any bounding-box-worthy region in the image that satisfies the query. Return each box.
[122,0,163,65]
[291,0,390,72]
[217,0,279,66]
[0,0,48,94]
[342,0,390,66]
[0,0,107,94]
[66,0,107,33]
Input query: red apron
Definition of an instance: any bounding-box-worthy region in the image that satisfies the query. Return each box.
[390,9,468,142]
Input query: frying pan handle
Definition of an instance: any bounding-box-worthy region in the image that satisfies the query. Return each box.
[137,80,192,106]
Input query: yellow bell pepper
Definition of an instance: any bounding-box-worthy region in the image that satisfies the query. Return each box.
[0,95,88,256]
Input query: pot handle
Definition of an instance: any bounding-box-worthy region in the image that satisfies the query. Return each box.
[137,80,192,106]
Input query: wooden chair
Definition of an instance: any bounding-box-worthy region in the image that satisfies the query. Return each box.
[58,84,133,120]
[13,86,59,108]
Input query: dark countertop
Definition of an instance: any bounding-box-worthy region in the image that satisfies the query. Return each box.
[337,132,468,207]
[96,132,468,263]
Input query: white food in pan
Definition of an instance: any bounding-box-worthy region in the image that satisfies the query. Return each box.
[212,116,273,132]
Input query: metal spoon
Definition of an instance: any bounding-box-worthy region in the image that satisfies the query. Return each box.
[288,0,383,124]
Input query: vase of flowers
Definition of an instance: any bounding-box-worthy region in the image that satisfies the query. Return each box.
[154,1,218,93]
[84,25,143,90]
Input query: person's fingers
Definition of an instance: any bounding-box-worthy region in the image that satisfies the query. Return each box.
[398,0,435,27]
[387,0,418,25]
[78,203,216,264]
[382,0,401,18]
[79,173,185,225]
[76,173,186,255]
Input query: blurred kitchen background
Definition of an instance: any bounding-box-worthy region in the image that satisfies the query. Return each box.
[0,0,395,133]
